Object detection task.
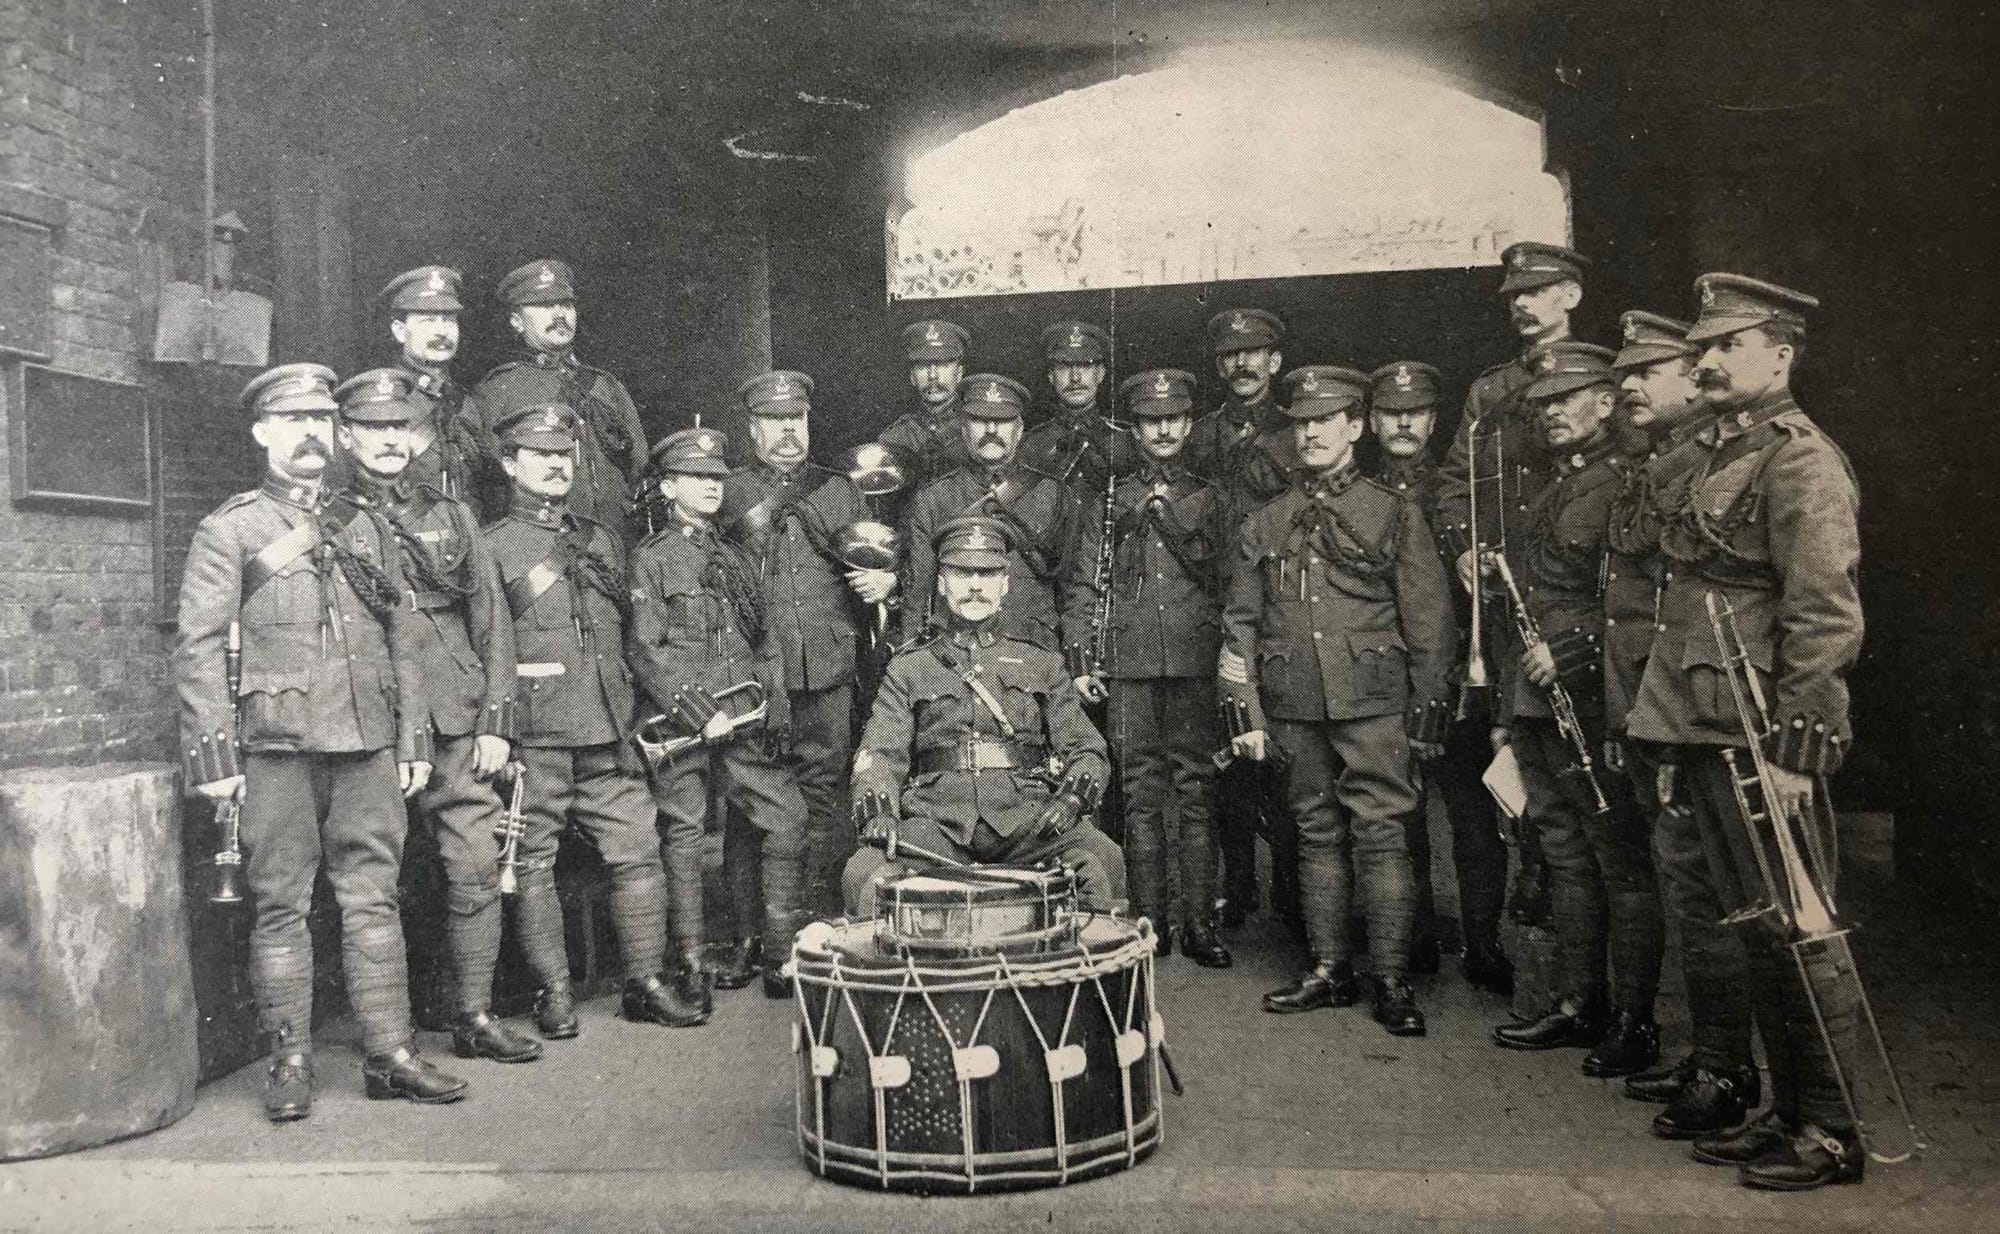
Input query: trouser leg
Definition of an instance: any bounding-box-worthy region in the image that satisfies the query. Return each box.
[651,755,712,958]
[1435,714,1507,947]
[720,739,810,954]
[1110,679,1170,923]
[511,746,577,990]
[1270,720,1351,965]
[242,752,322,1049]
[1519,719,1607,1006]
[322,748,415,1058]
[1327,714,1419,978]
[1007,822,1127,910]
[572,745,669,982]
[789,684,855,919]
[1164,677,1220,926]
[416,732,506,1016]
[1587,764,1663,1014]
[1647,748,1752,1071]
[1215,759,1261,911]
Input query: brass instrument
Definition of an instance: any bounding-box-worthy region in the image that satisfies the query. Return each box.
[1705,592,1924,1165]
[1457,417,1501,718]
[494,760,528,895]
[838,442,911,503]
[631,681,769,775]
[211,619,247,905]
[1085,470,1117,676]
[1486,551,1611,814]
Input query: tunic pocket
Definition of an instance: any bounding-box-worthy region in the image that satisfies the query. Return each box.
[1346,628,1408,702]
[239,669,313,745]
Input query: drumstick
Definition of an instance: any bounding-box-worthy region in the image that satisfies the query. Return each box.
[1159,1041,1185,1097]
[876,834,1052,885]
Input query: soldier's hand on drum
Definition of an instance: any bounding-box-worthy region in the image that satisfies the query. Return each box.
[400,760,433,798]
[195,774,245,802]
[846,568,896,604]
[1522,640,1558,688]
[1767,764,1814,824]
[1231,729,1269,762]
[472,734,512,779]
[1074,673,1108,704]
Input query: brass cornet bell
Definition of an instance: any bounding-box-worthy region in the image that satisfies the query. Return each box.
[632,681,770,775]
[833,520,902,573]
[210,794,246,905]
[837,442,910,499]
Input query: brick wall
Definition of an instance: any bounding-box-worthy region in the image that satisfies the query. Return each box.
[0,1,190,768]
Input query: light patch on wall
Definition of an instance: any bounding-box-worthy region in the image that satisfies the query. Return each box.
[888,42,1570,301]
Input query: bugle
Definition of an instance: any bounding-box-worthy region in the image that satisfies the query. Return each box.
[631,681,769,774]
[1705,590,1924,1165]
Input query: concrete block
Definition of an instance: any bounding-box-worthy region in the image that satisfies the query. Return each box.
[0,761,197,1160]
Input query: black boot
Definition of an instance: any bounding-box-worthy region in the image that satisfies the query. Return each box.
[762,963,792,1000]
[1738,1124,1864,1191]
[1691,1111,1789,1167]
[1178,923,1233,969]
[262,1051,313,1124]
[1407,930,1442,977]
[453,1010,543,1064]
[1149,916,1174,958]
[1651,1066,1757,1140]
[1624,1052,1697,1104]
[621,974,708,1027]
[1215,893,1250,931]
[712,938,763,990]
[1581,1011,1659,1077]
[1492,996,1605,1051]
[1461,936,1515,997]
[534,984,580,1040]
[362,1047,469,1104]
[1373,976,1427,1037]
[1262,960,1359,1014]
[673,952,715,1018]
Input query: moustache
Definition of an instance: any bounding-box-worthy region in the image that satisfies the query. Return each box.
[292,440,330,459]
[977,434,1007,446]
[1696,373,1729,388]
[374,448,409,460]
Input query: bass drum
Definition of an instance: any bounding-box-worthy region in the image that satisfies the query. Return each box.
[789,911,1164,1193]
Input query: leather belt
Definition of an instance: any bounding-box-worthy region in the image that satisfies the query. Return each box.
[914,739,1046,775]
[407,590,457,611]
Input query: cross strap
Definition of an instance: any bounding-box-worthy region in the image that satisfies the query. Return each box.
[242,519,319,598]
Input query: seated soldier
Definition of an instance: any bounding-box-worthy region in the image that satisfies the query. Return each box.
[844,516,1126,915]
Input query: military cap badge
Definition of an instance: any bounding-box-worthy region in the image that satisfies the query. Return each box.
[1068,325,1085,349]
[374,373,396,396]
[984,382,1004,402]
[1153,371,1171,395]
[965,525,995,553]
[1229,313,1250,333]
[1394,364,1413,389]
[1539,350,1558,373]
[426,269,448,293]
[697,431,718,452]
[537,264,556,287]
[1624,319,1640,341]
[1300,370,1320,393]
[773,374,791,397]
[924,323,941,344]
[1701,280,1716,307]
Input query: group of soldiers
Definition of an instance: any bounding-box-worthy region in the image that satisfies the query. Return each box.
[172,242,1867,1193]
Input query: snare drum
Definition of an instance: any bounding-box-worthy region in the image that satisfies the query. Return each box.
[789,911,1165,1193]
[879,866,1077,955]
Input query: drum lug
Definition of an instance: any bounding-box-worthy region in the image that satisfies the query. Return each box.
[1045,1043,1088,1083]
[953,1044,1000,1081]
[1116,1029,1147,1069]
[869,1054,911,1089]
[811,1045,840,1078]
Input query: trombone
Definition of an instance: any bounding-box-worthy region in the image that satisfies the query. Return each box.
[1458,416,1503,717]
[1705,591,1925,1165]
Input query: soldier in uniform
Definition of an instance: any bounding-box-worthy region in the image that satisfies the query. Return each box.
[845,516,1126,913]
[1221,365,1455,1036]
[709,374,893,987]
[485,404,701,1031]
[174,363,466,1121]
[1366,360,1510,990]
[474,259,649,538]
[1603,313,1760,1130]
[378,265,489,508]
[1072,369,1233,966]
[1018,320,1136,493]
[1438,241,1594,929]
[877,318,971,494]
[901,374,1086,657]
[629,427,810,1002]
[1184,307,1298,930]
[1625,275,1865,1190]
[1483,344,1665,1080]
[331,368,542,1066]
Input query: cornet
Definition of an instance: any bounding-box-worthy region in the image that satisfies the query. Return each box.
[494,760,528,895]
[1706,591,1924,1165]
[631,681,769,775]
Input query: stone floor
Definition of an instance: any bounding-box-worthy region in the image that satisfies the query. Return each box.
[5,869,1997,1233]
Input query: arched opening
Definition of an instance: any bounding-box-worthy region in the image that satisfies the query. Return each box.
[889,42,1569,301]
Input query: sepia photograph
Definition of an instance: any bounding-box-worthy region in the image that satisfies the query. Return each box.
[1,1,1995,1229]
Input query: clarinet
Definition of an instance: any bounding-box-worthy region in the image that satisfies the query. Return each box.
[1487,551,1611,814]
[1086,471,1117,675]
[210,620,247,905]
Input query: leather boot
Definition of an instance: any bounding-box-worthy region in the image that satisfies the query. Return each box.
[1739,1124,1864,1191]
[1149,915,1174,958]
[534,983,580,1040]
[1178,923,1233,969]
[1692,1111,1789,1167]
[1214,893,1250,931]
[1581,1011,1660,1077]
[712,938,763,991]
[1492,997,1605,1051]
[1651,1066,1757,1139]
[1461,936,1515,997]
[1624,1052,1697,1104]
[452,1010,543,1064]
[362,1047,469,1104]
[762,963,792,1000]
[622,974,708,1027]
[263,1050,313,1123]
[674,954,715,1018]
[1373,976,1427,1037]
[1262,960,1359,1014]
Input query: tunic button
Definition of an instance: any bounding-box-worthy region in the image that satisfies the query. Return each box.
[1655,623,1666,632]
[1606,617,1617,626]
[1312,631,1323,640]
